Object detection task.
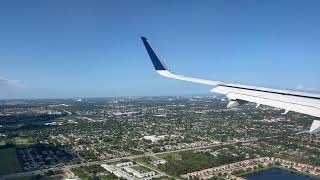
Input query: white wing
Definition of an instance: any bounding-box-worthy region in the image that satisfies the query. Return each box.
[141,37,320,133]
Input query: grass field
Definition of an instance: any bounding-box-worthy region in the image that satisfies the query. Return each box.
[72,168,89,179]
[72,165,118,180]
[161,153,182,161]
[131,165,151,173]
[0,147,22,175]
[14,137,34,145]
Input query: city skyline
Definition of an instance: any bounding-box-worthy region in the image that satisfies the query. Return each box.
[1,0,320,99]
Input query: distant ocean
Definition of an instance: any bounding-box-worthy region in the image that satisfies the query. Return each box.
[244,168,320,180]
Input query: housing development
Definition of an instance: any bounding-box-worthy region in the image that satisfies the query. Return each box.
[0,96,320,180]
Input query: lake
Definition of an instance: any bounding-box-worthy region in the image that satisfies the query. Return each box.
[243,168,320,180]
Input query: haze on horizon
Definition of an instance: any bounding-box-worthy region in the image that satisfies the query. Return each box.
[0,0,320,99]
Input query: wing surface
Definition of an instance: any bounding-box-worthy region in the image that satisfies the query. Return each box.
[141,37,320,132]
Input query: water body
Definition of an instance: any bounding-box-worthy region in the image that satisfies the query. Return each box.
[244,168,320,180]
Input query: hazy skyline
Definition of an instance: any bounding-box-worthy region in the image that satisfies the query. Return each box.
[0,0,320,99]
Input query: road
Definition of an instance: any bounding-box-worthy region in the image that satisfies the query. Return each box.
[1,139,258,179]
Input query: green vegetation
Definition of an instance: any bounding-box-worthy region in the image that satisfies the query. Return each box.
[100,174,121,180]
[0,147,21,175]
[72,164,118,180]
[159,149,246,176]
[136,157,163,172]
[131,165,151,173]
[72,168,90,179]
[15,137,34,145]
[168,153,182,161]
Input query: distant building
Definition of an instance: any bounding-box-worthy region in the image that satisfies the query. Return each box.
[101,164,135,180]
[124,166,156,178]
[143,135,166,142]
[152,159,167,166]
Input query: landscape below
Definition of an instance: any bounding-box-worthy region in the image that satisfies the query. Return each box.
[0,96,319,180]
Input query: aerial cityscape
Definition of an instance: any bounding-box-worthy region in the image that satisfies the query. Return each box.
[0,96,320,180]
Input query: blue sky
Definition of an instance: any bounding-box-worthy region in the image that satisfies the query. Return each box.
[0,0,319,99]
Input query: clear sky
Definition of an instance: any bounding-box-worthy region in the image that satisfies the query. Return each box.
[0,0,319,99]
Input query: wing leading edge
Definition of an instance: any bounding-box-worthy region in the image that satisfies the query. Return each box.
[141,37,320,133]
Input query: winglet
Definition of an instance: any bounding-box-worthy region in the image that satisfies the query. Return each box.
[141,37,167,71]
[141,36,221,86]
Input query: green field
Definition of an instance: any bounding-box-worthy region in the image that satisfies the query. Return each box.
[15,137,34,145]
[158,149,247,176]
[131,165,151,173]
[71,165,118,180]
[0,147,22,175]
[72,168,89,179]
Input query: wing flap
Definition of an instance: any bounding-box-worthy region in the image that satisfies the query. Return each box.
[212,86,320,117]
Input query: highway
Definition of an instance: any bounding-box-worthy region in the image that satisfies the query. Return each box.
[1,139,258,179]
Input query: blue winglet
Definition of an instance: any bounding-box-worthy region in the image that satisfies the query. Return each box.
[141,37,167,71]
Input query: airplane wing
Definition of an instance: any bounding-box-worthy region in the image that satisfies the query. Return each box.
[141,37,320,133]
